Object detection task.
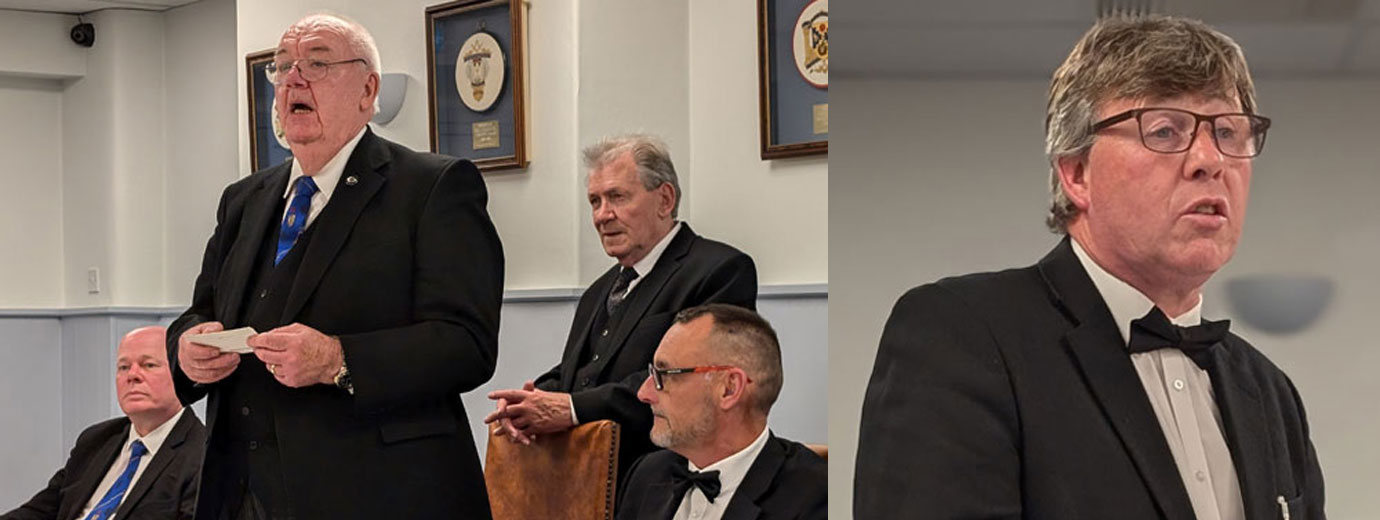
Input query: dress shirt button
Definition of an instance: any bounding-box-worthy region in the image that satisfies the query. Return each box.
[241,406,251,416]
[1195,470,1207,482]
[1173,379,1185,391]
[249,440,259,451]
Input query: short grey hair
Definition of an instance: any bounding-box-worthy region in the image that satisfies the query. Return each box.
[673,304,783,416]
[1044,15,1257,233]
[583,134,682,218]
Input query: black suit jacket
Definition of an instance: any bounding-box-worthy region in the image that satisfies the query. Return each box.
[167,129,504,519]
[534,224,756,475]
[3,409,206,520]
[855,238,1325,519]
[616,433,827,520]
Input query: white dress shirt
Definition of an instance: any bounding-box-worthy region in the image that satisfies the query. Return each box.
[1071,239,1245,520]
[279,126,368,228]
[672,425,771,520]
[570,221,683,424]
[75,408,186,520]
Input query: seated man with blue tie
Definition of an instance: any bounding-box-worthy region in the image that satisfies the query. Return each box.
[3,326,207,520]
[617,304,826,520]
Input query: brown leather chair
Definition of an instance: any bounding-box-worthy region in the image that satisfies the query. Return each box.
[807,443,828,461]
[484,420,621,520]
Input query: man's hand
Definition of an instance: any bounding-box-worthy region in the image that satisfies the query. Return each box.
[178,321,240,384]
[249,323,343,388]
[484,381,575,444]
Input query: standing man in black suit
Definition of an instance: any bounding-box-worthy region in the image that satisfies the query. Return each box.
[856,15,1325,520]
[5,326,206,520]
[484,134,757,479]
[618,304,826,520]
[168,13,503,520]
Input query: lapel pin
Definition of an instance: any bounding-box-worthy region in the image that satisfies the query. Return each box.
[345,175,358,186]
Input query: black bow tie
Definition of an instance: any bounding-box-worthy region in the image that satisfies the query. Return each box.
[669,464,722,504]
[1128,307,1230,370]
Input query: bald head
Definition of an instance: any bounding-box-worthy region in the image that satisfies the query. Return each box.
[116,326,181,435]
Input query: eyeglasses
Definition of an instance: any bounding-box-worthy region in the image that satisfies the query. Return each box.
[264,58,367,84]
[1090,108,1272,159]
[646,363,746,391]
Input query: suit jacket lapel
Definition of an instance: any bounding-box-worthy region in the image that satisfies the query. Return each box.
[218,166,290,325]
[1208,343,1274,519]
[114,411,195,520]
[1038,239,1196,519]
[60,421,130,520]
[281,130,387,323]
[602,226,695,365]
[720,433,783,520]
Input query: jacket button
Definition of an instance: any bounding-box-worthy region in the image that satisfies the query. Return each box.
[241,406,251,416]
[601,329,609,337]
[581,377,592,388]
[259,289,269,298]
[592,354,600,361]
[249,440,259,450]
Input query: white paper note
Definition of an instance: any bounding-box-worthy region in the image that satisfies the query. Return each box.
[186,327,258,354]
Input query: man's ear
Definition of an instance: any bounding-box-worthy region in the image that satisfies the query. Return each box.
[1055,154,1092,212]
[657,183,676,219]
[718,370,749,411]
[360,73,379,112]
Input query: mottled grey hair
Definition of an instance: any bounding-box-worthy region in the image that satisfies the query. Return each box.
[673,304,783,416]
[1044,15,1257,233]
[583,134,681,218]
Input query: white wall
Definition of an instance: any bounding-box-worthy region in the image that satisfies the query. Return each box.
[0,10,85,79]
[830,78,1380,518]
[688,0,828,285]
[164,0,240,304]
[0,77,65,308]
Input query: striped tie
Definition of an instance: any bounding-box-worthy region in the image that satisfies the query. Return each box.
[84,439,148,520]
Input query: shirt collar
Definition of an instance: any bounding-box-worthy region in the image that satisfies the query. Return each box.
[687,425,771,497]
[283,125,368,201]
[125,407,185,456]
[1070,238,1203,346]
[631,221,683,278]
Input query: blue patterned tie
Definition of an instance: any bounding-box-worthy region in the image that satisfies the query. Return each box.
[275,176,319,265]
[84,439,148,520]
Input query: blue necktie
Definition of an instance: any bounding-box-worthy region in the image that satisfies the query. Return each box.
[84,439,148,520]
[275,176,319,265]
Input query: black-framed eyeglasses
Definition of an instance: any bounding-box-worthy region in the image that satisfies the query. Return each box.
[647,363,747,391]
[264,58,368,84]
[1090,108,1272,159]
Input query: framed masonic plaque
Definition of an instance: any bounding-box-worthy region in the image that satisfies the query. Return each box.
[426,0,529,171]
[246,49,294,171]
[758,0,828,159]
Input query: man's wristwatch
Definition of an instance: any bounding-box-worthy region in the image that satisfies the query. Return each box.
[333,360,354,395]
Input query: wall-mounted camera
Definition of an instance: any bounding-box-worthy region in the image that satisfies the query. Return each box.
[71,22,95,47]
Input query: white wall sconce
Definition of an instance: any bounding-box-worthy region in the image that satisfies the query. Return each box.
[372,73,408,125]
[1224,274,1334,335]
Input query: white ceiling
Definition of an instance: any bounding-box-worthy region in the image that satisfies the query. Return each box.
[834,0,1380,78]
[0,0,199,15]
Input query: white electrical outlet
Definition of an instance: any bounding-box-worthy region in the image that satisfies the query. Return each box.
[87,267,100,294]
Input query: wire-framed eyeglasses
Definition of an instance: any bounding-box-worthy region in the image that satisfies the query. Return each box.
[1090,108,1271,159]
[264,58,367,84]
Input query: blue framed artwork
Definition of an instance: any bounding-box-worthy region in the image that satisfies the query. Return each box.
[758,0,828,159]
[426,0,529,172]
[246,49,294,171]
